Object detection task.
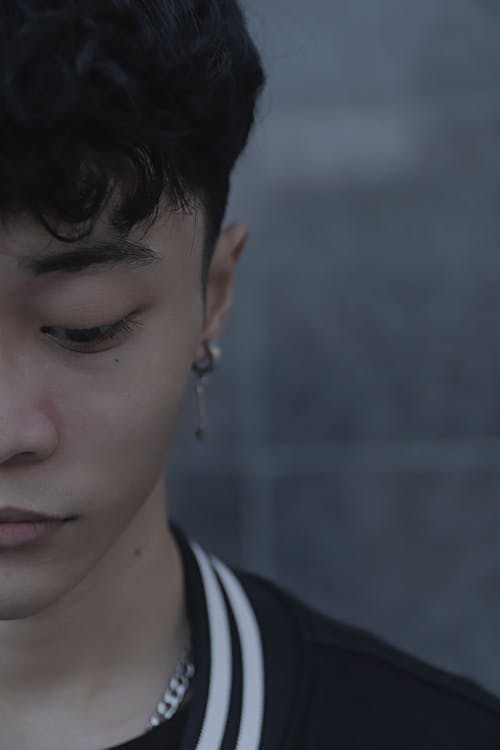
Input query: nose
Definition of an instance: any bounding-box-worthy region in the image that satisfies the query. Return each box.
[0,407,58,466]
[0,335,59,465]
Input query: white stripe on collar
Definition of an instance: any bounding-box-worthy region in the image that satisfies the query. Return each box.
[188,540,265,750]
[211,555,265,750]
[190,541,233,750]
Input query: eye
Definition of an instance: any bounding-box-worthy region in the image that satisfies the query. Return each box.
[41,315,143,353]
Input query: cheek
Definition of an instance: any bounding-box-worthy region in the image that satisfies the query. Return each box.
[64,338,192,470]
[53,309,198,508]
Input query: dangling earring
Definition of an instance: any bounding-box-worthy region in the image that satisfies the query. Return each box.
[191,341,221,440]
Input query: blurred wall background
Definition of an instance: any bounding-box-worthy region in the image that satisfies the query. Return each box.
[167,0,500,696]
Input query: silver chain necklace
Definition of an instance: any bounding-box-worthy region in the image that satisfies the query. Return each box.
[145,645,195,732]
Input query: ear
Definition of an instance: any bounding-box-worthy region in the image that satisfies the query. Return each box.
[194,220,249,361]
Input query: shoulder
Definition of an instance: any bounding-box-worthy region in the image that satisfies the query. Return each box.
[235,568,500,749]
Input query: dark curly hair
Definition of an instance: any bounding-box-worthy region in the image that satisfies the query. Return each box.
[0,0,266,291]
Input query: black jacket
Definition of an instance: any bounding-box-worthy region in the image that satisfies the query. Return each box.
[112,522,500,750]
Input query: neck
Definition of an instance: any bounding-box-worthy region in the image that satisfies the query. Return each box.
[0,481,190,749]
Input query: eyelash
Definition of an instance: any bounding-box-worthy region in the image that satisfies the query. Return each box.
[42,315,143,352]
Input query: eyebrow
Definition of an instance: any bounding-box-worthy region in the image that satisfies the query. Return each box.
[18,238,163,277]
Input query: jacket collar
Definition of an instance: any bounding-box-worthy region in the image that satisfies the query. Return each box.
[170,521,301,750]
[171,521,264,750]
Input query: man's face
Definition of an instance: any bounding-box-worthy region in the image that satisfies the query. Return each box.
[0,199,205,619]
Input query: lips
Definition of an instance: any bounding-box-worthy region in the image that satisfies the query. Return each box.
[0,518,68,548]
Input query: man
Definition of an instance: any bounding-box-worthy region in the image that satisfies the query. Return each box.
[0,1,499,748]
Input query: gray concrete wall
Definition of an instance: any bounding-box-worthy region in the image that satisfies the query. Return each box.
[167,0,500,697]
